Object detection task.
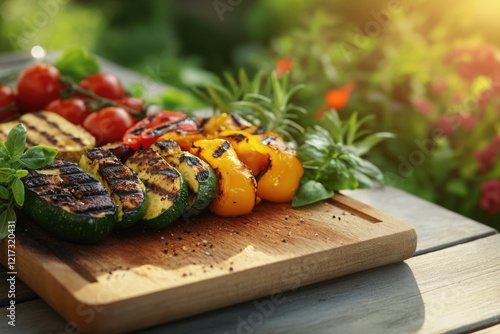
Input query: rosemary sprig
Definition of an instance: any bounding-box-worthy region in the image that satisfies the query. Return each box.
[196,69,306,142]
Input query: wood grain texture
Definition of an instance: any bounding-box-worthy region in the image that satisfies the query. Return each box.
[342,186,498,254]
[134,233,500,334]
[0,194,416,333]
[3,234,499,334]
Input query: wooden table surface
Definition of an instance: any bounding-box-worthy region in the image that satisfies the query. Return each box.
[1,54,499,333]
[0,186,498,333]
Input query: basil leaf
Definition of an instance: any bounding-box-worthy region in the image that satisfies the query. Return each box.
[5,123,26,160]
[0,185,9,200]
[12,178,24,207]
[0,143,8,158]
[0,207,16,239]
[292,180,334,207]
[55,47,100,82]
[15,169,28,178]
[20,145,58,170]
[0,168,15,183]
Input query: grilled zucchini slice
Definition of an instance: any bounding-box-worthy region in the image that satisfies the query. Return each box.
[151,140,216,217]
[22,159,117,244]
[125,148,189,228]
[80,148,146,229]
[0,111,95,162]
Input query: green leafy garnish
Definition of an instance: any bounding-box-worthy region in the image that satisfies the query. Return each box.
[0,124,58,239]
[293,111,395,207]
[54,47,100,82]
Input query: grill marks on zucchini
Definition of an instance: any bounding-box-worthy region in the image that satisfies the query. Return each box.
[22,159,116,244]
[0,111,96,162]
[126,148,188,228]
[152,140,216,217]
[80,148,146,229]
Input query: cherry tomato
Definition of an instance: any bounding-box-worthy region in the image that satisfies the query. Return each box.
[79,73,125,100]
[123,111,199,150]
[45,98,91,125]
[0,85,19,122]
[83,107,135,146]
[16,63,63,112]
[117,96,144,117]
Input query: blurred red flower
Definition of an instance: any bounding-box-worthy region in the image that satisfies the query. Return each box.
[480,179,500,215]
[413,98,434,116]
[457,113,478,131]
[447,45,500,80]
[431,80,448,95]
[276,58,293,77]
[474,135,500,173]
[314,82,355,119]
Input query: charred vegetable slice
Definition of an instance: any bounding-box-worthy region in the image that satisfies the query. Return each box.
[79,148,146,229]
[190,138,257,217]
[22,158,116,243]
[151,140,216,217]
[220,130,304,202]
[125,148,188,228]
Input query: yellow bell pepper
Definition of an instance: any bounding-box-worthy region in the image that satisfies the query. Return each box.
[219,130,303,203]
[190,138,257,216]
[202,113,253,136]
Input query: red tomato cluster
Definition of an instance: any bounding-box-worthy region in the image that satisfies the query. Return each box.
[1,63,148,145]
[2,62,199,148]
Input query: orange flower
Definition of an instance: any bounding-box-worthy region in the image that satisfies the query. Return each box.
[314,82,355,119]
[276,58,293,77]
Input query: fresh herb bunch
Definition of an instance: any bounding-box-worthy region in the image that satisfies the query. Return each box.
[293,111,394,207]
[199,69,394,207]
[196,70,306,142]
[0,124,58,238]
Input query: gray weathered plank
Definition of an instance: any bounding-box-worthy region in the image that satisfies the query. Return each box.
[342,186,497,255]
[474,323,500,333]
[0,268,37,307]
[2,234,499,334]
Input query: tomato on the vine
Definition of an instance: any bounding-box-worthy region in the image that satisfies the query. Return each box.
[0,85,18,122]
[83,107,135,146]
[123,110,199,150]
[79,73,125,100]
[117,96,144,117]
[45,98,90,126]
[16,63,63,112]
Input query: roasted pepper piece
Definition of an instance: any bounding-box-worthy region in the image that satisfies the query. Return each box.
[220,130,303,203]
[157,131,206,151]
[202,113,253,136]
[219,130,271,178]
[190,138,257,216]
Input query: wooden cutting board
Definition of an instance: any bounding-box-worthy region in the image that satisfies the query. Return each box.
[0,194,416,333]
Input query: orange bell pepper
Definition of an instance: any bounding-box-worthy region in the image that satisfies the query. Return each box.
[190,138,257,216]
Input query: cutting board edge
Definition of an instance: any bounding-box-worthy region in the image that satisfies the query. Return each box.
[55,225,417,333]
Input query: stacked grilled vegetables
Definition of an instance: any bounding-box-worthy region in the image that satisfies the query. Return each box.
[20,111,303,243]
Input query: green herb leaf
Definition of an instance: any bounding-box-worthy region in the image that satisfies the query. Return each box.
[12,178,24,207]
[5,123,26,160]
[55,47,100,82]
[292,180,334,207]
[0,142,8,157]
[0,207,16,239]
[0,168,15,183]
[0,185,9,200]
[20,145,58,170]
[15,169,28,178]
